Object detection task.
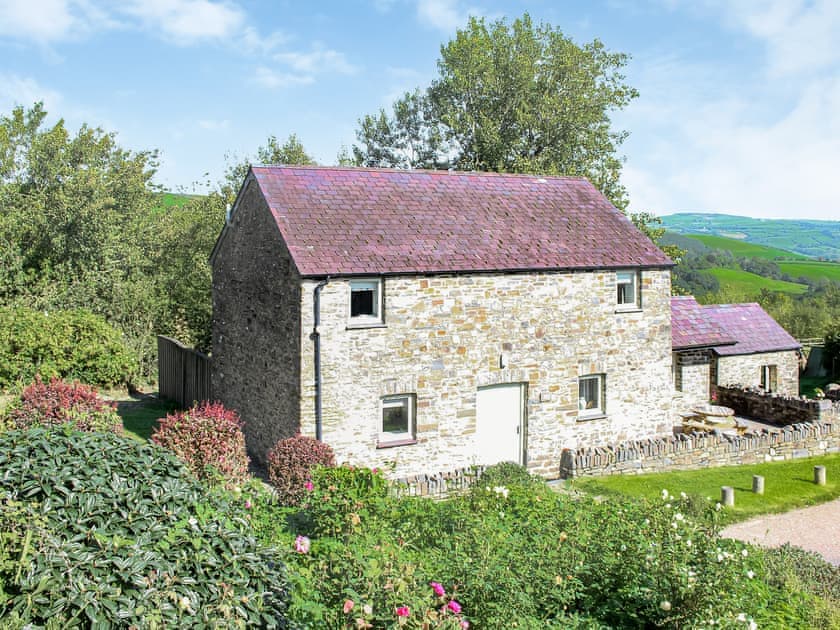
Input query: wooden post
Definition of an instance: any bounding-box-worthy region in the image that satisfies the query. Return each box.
[814,466,827,486]
[721,486,735,506]
[752,475,765,495]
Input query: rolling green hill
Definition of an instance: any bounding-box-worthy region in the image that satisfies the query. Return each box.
[681,234,809,260]
[661,213,840,261]
[777,261,840,284]
[707,268,809,295]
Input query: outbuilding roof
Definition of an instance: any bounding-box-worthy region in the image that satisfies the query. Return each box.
[245,166,672,277]
[671,296,737,350]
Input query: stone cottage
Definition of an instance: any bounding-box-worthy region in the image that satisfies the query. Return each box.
[671,296,801,405]
[210,166,674,479]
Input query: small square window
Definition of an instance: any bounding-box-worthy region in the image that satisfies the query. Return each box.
[578,374,605,416]
[349,279,383,324]
[616,271,640,308]
[380,395,415,442]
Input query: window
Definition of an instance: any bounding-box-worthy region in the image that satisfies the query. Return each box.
[349,279,383,324]
[380,394,415,443]
[616,270,640,308]
[578,374,605,416]
[760,365,778,393]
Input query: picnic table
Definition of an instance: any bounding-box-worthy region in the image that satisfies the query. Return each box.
[681,404,746,435]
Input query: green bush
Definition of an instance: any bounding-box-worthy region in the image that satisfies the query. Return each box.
[3,376,122,434]
[0,427,292,628]
[151,401,250,487]
[267,434,335,507]
[0,306,136,389]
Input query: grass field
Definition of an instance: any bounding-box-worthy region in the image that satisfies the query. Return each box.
[570,454,840,524]
[117,396,177,441]
[778,260,840,284]
[683,234,808,260]
[708,267,809,295]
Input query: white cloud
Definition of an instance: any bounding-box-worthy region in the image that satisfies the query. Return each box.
[120,0,245,44]
[274,47,359,76]
[197,118,230,130]
[416,0,478,31]
[252,67,314,89]
[0,74,63,113]
[0,0,116,44]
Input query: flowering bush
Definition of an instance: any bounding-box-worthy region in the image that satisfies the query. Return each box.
[267,434,335,506]
[151,401,249,486]
[3,376,122,434]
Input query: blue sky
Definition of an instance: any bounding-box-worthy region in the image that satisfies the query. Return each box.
[1,0,838,220]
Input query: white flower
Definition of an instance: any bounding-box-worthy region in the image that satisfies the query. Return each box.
[715,502,722,511]
[493,485,509,498]
[747,570,755,579]
[737,613,747,622]
[188,517,198,530]
[680,492,687,499]
[665,503,672,509]
[660,600,671,611]
[675,513,684,521]
[686,539,692,547]
[717,553,724,562]
[661,489,669,499]
[749,621,757,630]
[741,549,748,557]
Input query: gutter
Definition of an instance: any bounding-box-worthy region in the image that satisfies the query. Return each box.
[312,277,330,441]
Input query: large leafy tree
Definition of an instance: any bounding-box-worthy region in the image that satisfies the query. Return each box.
[353,13,637,210]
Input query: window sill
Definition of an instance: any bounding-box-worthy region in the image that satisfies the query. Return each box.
[615,306,642,314]
[577,413,607,422]
[346,322,387,330]
[376,438,417,449]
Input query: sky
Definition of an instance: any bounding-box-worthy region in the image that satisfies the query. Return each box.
[1,0,838,221]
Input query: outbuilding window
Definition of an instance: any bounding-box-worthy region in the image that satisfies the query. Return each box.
[760,365,778,393]
[349,278,383,325]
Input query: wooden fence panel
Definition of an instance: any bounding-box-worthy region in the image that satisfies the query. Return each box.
[157,336,211,408]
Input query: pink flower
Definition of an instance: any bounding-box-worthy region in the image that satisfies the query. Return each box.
[371,467,378,474]
[294,535,310,554]
[395,606,410,617]
[447,600,462,614]
[244,499,252,509]
[305,481,314,491]
[343,599,354,614]
[430,581,446,597]
[460,621,470,629]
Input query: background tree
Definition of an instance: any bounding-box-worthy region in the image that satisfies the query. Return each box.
[353,13,637,210]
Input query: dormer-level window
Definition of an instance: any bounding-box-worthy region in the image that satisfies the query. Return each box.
[616,270,640,309]
[349,278,383,325]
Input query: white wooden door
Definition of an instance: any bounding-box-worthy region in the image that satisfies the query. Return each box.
[475,383,525,465]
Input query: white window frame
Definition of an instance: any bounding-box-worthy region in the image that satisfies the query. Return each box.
[348,278,384,325]
[578,374,605,417]
[616,270,641,309]
[380,394,415,443]
[760,364,778,393]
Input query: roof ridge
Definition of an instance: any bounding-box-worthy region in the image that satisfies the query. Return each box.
[251,164,591,181]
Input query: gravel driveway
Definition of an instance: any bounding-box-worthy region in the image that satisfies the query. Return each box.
[721,499,840,566]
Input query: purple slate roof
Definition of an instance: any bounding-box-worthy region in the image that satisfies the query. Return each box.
[704,303,801,356]
[247,166,672,277]
[671,296,737,350]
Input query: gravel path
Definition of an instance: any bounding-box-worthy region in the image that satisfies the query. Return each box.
[721,499,840,566]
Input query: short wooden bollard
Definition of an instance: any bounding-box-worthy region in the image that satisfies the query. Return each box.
[752,475,765,495]
[721,486,735,506]
[814,466,827,486]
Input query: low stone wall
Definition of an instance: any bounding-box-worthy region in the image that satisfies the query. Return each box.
[717,386,839,426]
[560,421,840,478]
[393,465,489,498]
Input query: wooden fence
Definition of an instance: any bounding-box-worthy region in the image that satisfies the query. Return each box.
[157,335,211,408]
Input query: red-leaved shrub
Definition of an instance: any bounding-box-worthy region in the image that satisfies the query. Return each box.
[3,376,122,434]
[151,401,249,486]
[267,434,335,506]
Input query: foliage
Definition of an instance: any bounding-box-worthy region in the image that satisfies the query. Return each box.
[152,401,250,486]
[631,212,684,265]
[267,434,336,507]
[0,427,292,628]
[823,326,840,377]
[353,13,637,210]
[2,376,122,434]
[0,305,136,389]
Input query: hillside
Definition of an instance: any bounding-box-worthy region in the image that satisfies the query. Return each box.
[706,268,809,295]
[661,213,840,261]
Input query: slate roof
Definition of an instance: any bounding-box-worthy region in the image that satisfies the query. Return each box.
[670,297,800,355]
[246,166,672,277]
[704,303,801,356]
[671,296,737,350]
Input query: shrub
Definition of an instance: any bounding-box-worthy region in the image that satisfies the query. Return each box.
[0,427,292,628]
[267,434,335,506]
[0,306,136,389]
[151,401,249,486]
[3,376,122,434]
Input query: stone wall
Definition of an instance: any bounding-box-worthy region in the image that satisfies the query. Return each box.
[674,349,712,405]
[299,269,674,479]
[211,179,303,467]
[560,421,840,478]
[716,350,800,396]
[717,386,840,426]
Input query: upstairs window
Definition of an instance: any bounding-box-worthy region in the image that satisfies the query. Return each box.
[578,374,605,417]
[349,279,383,325]
[616,271,640,308]
[380,394,415,444]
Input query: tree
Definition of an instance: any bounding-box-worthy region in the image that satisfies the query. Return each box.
[353,13,637,209]
[630,212,685,264]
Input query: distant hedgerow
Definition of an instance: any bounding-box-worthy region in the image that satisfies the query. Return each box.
[151,401,249,486]
[3,376,122,434]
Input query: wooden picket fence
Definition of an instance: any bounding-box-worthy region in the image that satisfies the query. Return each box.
[157,335,211,408]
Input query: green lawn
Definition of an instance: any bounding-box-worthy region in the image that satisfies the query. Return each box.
[684,234,808,260]
[570,454,840,524]
[778,260,840,284]
[117,396,177,441]
[708,267,809,296]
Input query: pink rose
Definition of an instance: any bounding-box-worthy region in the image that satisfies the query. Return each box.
[395,606,410,617]
[460,621,470,629]
[305,481,314,491]
[294,535,310,554]
[244,499,252,509]
[343,599,354,614]
[430,581,446,597]
[447,600,462,614]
